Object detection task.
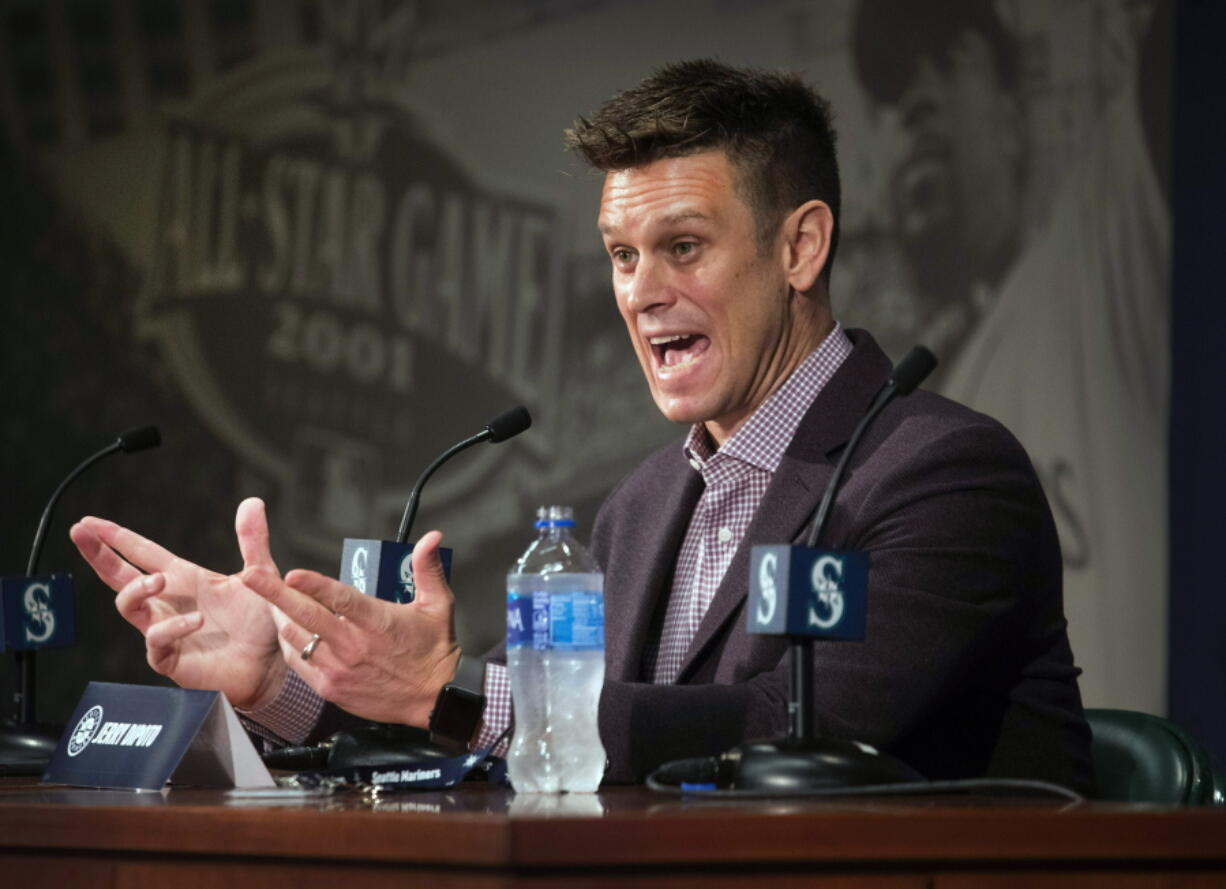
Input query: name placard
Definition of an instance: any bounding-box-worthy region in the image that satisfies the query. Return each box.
[43,682,275,791]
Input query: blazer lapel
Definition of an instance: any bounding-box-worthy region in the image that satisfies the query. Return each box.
[676,330,893,679]
[603,453,704,682]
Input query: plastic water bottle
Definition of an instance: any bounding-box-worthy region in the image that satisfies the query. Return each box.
[506,505,606,792]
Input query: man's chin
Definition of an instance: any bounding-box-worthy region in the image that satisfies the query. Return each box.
[651,392,711,427]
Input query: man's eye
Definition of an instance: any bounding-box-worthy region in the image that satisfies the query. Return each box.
[612,249,635,264]
[672,241,697,257]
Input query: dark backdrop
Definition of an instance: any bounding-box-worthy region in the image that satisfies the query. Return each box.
[1169,0,1226,768]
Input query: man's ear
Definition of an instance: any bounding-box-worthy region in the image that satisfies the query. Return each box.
[781,200,833,295]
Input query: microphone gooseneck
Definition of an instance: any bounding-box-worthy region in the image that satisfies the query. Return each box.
[792,346,935,745]
[14,425,161,730]
[27,425,162,576]
[722,347,938,794]
[804,347,936,548]
[395,407,532,544]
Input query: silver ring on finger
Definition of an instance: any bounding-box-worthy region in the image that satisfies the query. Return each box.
[300,633,322,661]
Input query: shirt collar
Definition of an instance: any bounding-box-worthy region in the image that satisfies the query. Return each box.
[683,322,853,475]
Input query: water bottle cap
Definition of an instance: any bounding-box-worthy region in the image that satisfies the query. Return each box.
[534,505,575,528]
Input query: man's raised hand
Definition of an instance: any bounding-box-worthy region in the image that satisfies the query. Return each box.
[68,497,288,710]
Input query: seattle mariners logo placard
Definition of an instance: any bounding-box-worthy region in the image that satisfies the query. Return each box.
[748,545,868,640]
[22,581,56,643]
[67,705,104,757]
[0,573,75,652]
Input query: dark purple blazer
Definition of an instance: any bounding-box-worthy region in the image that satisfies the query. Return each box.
[589,330,1093,792]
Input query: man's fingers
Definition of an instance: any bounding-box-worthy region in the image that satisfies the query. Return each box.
[235,497,279,575]
[410,530,454,609]
[282,569,380,628]
[145,611,204,651]
[114,572,167,631]
[70,521,142,592]
[279,619,324,666]
[277,619,336,698]
[85,516,180,575]
[243,568,339,636]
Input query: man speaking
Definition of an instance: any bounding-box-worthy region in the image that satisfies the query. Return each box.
[69,60,1092,793]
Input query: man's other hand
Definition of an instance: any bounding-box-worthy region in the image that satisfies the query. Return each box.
[68,497,287,710]
[242,529,461,728]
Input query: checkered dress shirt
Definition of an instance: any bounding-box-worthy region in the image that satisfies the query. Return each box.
[476,323,851,751]
[238,668,324,746]
[246,325,852,756]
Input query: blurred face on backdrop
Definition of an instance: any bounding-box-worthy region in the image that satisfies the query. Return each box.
[890,30,1023,302]
[598,149,829,446]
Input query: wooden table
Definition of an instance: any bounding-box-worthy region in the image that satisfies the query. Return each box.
[2,779,1225,888]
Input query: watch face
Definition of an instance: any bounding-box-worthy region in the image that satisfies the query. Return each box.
[429,685,485,746]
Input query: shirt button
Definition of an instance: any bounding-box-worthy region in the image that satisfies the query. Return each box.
[718,526,733,544]
[688,456,703,471]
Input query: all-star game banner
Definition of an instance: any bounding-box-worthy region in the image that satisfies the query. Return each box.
[0,1,1176,754]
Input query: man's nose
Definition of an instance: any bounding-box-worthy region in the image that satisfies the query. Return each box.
[623,256,675,315]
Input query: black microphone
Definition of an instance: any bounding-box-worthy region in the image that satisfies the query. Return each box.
[325,409,530,768]
[2,425,161,775]
[337,407,532,605]
[889,345,938,396]
[117,425,162,454]
[484,405,532,444]
[736,348,936,793]
[396,406,531,544]
[28,425,162,577]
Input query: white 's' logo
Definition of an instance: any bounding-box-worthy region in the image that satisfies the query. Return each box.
[756,553,778,626]
[67,705,104,757]
[350,546,368,594]
[22,581,55,643]
[398,552,415,602]
[809,555,845,629]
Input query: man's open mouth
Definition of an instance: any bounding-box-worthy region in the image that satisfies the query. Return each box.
[649,334,711,370]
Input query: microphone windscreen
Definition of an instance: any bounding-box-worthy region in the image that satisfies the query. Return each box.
[117,425,162,453]
[890,347,937,395]
[485,406,532,443]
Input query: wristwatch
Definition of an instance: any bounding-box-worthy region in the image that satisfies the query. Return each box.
[428,654,486,750]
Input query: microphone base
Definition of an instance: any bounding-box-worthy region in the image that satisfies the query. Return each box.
[0,718,61,777]
[326,722,457,768]
[729,736,924,792]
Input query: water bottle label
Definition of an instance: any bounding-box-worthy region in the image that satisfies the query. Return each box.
[508,589,604,651]
[506,591,554,650]
[532,590,551,650]
[549,591,604,652]
[506,593,534,649]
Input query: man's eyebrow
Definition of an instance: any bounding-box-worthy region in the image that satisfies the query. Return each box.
[598,209,714,237]
[660,209,713,226]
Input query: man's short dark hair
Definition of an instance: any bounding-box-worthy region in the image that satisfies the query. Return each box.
[566,59,841,279]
